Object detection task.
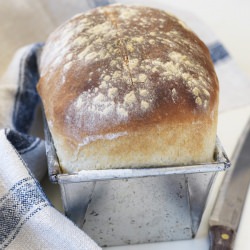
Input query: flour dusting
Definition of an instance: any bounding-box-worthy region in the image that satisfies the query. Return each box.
[40,4,215,135]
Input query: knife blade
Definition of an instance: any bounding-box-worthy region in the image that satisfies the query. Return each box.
[209,118,250,250]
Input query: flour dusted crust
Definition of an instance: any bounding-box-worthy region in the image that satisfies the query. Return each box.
[37,4,219,173]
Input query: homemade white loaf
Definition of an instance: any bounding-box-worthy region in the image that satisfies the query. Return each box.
[37,4,219,173]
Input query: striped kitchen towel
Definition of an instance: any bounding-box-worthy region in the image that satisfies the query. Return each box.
[0,129,101,250]
[0,1,250,250]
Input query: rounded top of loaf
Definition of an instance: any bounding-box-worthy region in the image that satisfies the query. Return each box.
[37,4,219,142]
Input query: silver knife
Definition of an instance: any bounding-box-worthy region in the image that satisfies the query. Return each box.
[209,118,250,250]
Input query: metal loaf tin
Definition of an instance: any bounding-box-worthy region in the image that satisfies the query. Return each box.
[44,118,230,247]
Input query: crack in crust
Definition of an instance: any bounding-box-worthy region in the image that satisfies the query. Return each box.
[104,9,135,86]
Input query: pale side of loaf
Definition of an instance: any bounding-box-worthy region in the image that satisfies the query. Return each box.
[37,4,219,173]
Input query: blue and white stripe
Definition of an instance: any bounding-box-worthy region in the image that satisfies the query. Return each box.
[208,41,230,64]
[92,0,112,6]
[0,177,50,249]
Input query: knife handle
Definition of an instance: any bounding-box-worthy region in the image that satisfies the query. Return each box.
[209,225,235,250]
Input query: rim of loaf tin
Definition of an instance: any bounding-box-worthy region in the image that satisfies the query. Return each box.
[43,115,230,184]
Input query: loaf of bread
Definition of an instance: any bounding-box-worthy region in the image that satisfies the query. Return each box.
[37,4,219,173]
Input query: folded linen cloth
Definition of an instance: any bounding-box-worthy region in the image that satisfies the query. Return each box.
[0,129,101,250]
[0,1,250,250]
[0,43,47,182]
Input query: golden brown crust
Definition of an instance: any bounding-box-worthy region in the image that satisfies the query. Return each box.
[37,4,219,172]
